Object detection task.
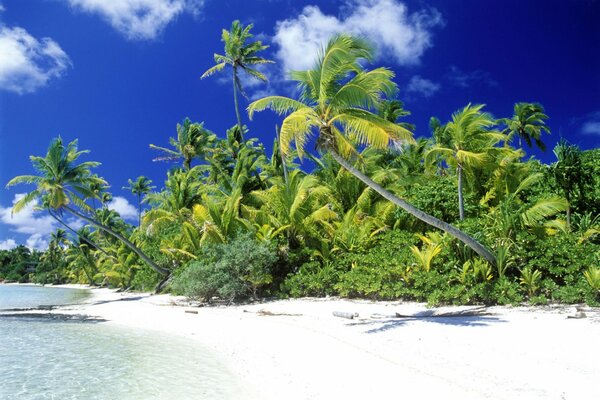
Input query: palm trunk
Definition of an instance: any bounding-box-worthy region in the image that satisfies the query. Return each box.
[63,205,169,276]
[48,209,111,257]
[138,194,142,228]
[329,150,496,265]
[457,165,465,220]
[276,125,288,184]
[232,67,244,141]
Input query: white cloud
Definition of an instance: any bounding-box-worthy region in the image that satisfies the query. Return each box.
[0,194,56,236]
[0,239,17,250]
[446,65,498,88]
[406,75,440,98]
[26,233,49,251]
[582,121,600,136]
[107,196,138,221]
[273,0,442,74]
[0,4,5,12]
[581,113,600,136]
[65,0,204,40]
[0,26,71,94]
[0,194,58,251]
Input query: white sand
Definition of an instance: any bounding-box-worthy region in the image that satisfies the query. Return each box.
[37,287,600,399]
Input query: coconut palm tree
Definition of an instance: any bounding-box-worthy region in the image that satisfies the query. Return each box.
[65,227,99,285]
[201,20,274,138]
[123,176,155,226]
[500,102,550,151]
[248,34,497,264]
[150,118,216,171]
[247,169,337,248]
[551,139,590,227]
[378,99,415,132]
[426,104,506,220]
[6,137,169,278]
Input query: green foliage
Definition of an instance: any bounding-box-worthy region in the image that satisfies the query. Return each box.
[172,235,277,302]
[583,267,600,292]
[519,267,542,297]
[281,261,340,297]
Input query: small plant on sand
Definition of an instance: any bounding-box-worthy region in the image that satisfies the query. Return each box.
[410,232,443,272]
[519,267,542,297]
[583,267,600,292]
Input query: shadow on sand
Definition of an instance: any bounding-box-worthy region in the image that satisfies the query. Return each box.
[348,314,506,334]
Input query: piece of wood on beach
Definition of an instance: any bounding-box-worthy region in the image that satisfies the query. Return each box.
[395,306,489,319]
[243,309,303,317]
[333,311,359,319]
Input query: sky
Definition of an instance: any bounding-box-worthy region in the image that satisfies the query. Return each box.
[0,0,598,250]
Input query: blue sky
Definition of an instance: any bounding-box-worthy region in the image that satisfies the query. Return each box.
[0,0,598,250]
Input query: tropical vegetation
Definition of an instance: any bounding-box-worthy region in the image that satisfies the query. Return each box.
[3,29,598,306]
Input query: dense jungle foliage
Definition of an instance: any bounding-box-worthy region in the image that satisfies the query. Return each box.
[3,28,599,306]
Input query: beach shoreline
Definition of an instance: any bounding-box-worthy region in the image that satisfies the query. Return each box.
[5,284,600,400]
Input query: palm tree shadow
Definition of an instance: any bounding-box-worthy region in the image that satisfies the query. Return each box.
[84,296,147,306]
[348,315,506,334]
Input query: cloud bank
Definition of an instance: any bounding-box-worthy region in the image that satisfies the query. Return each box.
[65,0,204,40]
[0,194,57,250]
[273,0,443,74]
[0,26,71,94]
[406,75,440,98]
[107,196,138,221]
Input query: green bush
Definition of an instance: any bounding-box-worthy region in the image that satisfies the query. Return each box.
[281,261,340,297]
[172,235,277,302]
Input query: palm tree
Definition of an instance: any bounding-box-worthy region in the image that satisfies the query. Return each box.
[248,34,497,265]
[500,102,550,151]
[123,176,155,227]
[6,137,169,278]
[201,20,274,138]
[150,118,215,171]
[552,139,589,227]
[427,104,505,220]
[65,227,100,285]
[378,99,415,132]
[247,169,337,248]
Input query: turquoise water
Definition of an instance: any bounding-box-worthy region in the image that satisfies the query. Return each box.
[0,284,90,310]
[0,285,238,399]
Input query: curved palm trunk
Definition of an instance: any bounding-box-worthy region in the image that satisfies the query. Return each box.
[276,125,289,184]
[232,67,244,141]
[137,194,142,227]
[63,205,169,276]
[81,254,97,286]
[329,150,496,265]
[48,209,111,257]
[457,165,465,220]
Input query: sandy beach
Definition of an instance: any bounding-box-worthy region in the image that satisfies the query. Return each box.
[15,286,600,400]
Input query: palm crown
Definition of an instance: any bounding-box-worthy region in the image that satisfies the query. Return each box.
[500,102,550,151]
[202,20,274,137]
[7,137,105,214]
[150,118,215,170]
[248,34,413,159]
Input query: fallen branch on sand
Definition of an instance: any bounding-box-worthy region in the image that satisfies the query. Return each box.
[244,309,303,317]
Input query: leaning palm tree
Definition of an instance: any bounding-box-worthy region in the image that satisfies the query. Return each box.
[150,118,215,171]
[123,176,155,226]
[201,20,274,138]
[426,104,506,220]
[248,34,496,264]
[6,137,169,278]
[500,102,550,151]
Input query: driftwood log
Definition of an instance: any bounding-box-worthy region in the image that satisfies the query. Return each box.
[333,311,359,319]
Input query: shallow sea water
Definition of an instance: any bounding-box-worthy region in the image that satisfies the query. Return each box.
[0,285,238,400]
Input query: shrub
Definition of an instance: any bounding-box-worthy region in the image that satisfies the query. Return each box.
[172,235,277,302]
[281,261,339,297]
